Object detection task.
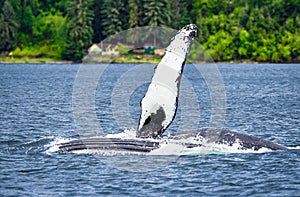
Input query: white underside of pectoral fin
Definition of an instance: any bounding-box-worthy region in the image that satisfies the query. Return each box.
[139,84,177,129]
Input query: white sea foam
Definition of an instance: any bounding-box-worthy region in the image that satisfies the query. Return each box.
[287,146,300,150]
[148,142,186,155]
[180,142,272,155]
[45,136,73,154]
[104,128,137,139]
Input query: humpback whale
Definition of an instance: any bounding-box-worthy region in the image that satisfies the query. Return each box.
[55,24,287,154]
[57,128,286,153]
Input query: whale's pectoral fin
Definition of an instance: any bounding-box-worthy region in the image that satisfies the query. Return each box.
[137,24,197,139]
[137,107,166,138]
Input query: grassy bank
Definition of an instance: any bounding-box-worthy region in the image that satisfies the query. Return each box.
[0,56,161,64]
[0,57,71,64]
[82,54,163,64]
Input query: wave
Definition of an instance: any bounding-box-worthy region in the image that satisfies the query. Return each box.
[45,136,73,154]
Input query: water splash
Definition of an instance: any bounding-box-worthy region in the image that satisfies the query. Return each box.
[45,136,73,154]
[287,146,300,150]
[104,128,137,139]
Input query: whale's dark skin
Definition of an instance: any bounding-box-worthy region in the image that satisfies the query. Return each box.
[57,128,286,153]
[169,129,287,151]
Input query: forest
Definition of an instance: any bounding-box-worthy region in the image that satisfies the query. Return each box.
[0,0,299,62]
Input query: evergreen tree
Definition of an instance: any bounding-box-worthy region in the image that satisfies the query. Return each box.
[92,0,104,43]
[128,0,139,27]
[63,0,94,62]
[38,0,67,15]
[22,6,34,36]
[0,0,19,53]
[168,0,193,29]
[101,0,127,37]
[143,0,171,26]
[19,0,39,34]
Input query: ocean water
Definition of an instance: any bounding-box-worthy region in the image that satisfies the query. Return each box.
[0,63,299,196]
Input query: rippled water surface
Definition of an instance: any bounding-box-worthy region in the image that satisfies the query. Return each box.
[0,63,299,196]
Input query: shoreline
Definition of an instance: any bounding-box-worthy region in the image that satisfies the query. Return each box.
[0,58,72,64]
[0,57,298,65]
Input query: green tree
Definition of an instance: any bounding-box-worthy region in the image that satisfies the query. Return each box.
[33,12,66,42]
[32,12,67,58]
[38,0,67,15]
[169,0,193,29]
[0,0,19,53]
[19,0,39,35]
[128,0,139,27]
[92,0,104,43]
[101,0,127,37]
[141,0,172,47]
[279,31,299,62]
[63,0,94,62]
[22,6,34,36]
[204,30,234,61]
[237,29,250,59]
[143,0,171,26]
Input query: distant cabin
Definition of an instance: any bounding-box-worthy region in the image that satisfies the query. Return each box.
[87,43,166,57]
[88,44,102,55]
[87,43,119,57]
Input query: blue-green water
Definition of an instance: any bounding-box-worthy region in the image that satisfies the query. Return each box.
[0,64,299,196]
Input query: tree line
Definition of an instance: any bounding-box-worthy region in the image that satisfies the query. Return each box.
[0,0,299,62]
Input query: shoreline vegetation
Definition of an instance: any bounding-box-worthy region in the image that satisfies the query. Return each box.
[0,0,299,64]
[0,56,298,65]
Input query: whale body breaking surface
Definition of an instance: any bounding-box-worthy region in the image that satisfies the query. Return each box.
[56,128,286,154]
[54,24,287,154]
